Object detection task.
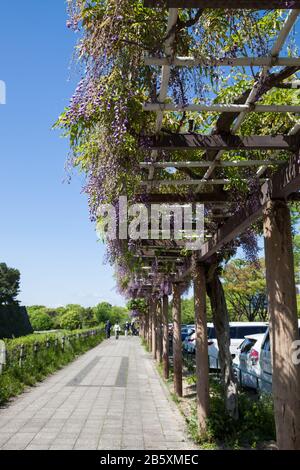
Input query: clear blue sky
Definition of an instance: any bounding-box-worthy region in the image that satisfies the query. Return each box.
[0,0,124,308]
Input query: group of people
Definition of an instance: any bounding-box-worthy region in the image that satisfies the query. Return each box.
[105,319,138,340]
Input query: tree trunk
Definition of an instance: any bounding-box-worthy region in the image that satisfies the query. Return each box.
[148,300,153,352]
[193,261,210,434]
[156,300,162,363]
[144,304,149,344]
[172,283,183,397]
[162,294,169,379]
[152,299,157,360]
[207,263,238,419]
[263,199,300,450]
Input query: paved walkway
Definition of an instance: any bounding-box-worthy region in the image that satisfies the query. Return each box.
[0,337,195,450]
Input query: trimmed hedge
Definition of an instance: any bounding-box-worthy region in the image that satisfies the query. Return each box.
[0,304,33,339]
[0,327,104,405]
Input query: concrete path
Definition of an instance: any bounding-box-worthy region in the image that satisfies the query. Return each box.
[0,337,196,450]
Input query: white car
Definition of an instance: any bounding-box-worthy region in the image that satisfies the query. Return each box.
[208,322,268,370]
[258,320,300,394]
[233,333,265,390]
[183,323,215,354]
[182,328,195,353]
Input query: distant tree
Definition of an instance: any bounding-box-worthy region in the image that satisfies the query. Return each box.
[293,234,300,285]
[29,311,54,331]
[168,296,212,325]
[181,298,194,325]
[222,258,267,321]
[82,307,97,327]
[110,306,128,325]
[27,305,46,313]
[127,299,147,314]
[93,302,112,324]
[59,310,82,330]
[290,205,300,284]
[0,263,20,305]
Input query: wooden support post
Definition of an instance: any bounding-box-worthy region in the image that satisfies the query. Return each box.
[172,283,183,397]
[207,262,238,419]
[193,261,210,434]
[162,294,169,379]
[152,300,157,360]
[144,305,149,344]
[263,199,300,450]
[140,311,144,339]
[148,301,153,352]
[156,300,163,363]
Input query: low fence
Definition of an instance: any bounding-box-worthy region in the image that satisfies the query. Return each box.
[0,328,103,375]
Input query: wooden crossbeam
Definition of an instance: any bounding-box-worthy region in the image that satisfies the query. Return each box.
[140,160,284,168]
[145,56,300,67]
[144,1,300,8]
[200,150,300,261]
[144,103,300,113]
[275,80,300,89]
[135,192,230,203]
[141,134,299,151]
[141,178,267,186]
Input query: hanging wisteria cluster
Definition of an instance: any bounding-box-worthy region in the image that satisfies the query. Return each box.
[58,1,299,300]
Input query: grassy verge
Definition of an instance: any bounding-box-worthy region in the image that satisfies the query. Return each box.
[154,351,276,449]
[0,328,104,405]
[185,376,275,449]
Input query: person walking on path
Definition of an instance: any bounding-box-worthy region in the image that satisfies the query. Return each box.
[114,322,121,340]
[105,320,111,339]
[124,321,130,337]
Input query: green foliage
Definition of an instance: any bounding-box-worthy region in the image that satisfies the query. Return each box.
[59,309,83,330]
[170,297,212,325]
[93,302,128,325]
[222,259,267,321]
[187,378,275,449]
[110,305,128,325]
[181,298,194,325]
[93,302,113,323]
[0,263,20,305]
[0,328,104,405]
[26,302,126,332]
[126,298,147,314]
[28,311,54,331]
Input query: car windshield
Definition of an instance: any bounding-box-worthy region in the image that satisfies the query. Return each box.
[230,325,267,339]
[240,338,256,353]
[207,327,215,339]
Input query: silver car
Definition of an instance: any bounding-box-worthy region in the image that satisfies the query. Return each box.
[258,320,300,394]
[233,333,265,390]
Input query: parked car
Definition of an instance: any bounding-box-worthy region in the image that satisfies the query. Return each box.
[181,324,191,341]
[233,333,265,390]
[183,323,215,354]
[208,322,268,369]
[183,330,195,353]
[258,320,300,394]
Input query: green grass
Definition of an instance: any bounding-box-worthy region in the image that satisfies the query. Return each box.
[0,328,104,405]
[141,337,150,352]
[186,377,275,449]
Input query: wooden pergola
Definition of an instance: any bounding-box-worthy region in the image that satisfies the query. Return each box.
[131,2,300,449]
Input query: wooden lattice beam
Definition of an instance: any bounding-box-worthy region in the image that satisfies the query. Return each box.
[141,178,267,186]
[200,150,300,261]
[144,103,300,113]
[145,56,300,67]
[141,134,300,151]
[140,160,284,168]
[135,192,230,203]
[144,1,300,8]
